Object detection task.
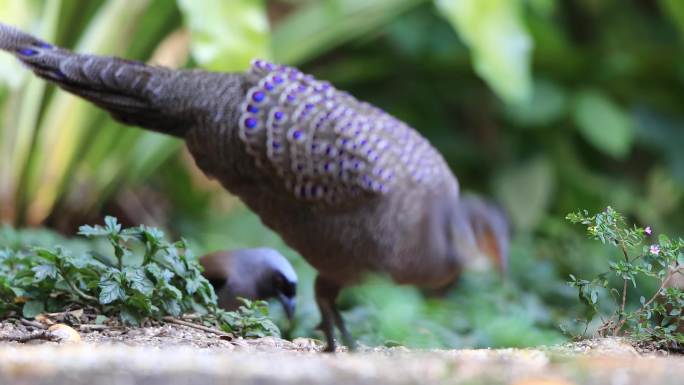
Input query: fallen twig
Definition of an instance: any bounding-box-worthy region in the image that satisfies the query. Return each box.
[19,318,47,330]
[162,316,233,338]
[78,324,109,331]
[0,330,57,343]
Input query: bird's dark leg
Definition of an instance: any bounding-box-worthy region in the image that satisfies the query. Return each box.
[315,275,354,352]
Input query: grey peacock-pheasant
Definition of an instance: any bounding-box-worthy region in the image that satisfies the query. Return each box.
[0,23,508,351]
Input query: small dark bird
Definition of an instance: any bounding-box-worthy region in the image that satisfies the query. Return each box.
[0,23,508,351]
[200,248,297,320]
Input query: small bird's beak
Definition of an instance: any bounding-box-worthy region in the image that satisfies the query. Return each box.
[277,293,296,321]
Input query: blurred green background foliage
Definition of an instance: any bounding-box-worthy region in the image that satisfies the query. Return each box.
[1,0,684,348]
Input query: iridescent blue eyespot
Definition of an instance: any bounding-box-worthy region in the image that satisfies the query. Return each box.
[252,91,265,103]
[274,111,284,120]
[244,118,257,129]
[17,48,38,56]
[273,75,283,84]
[247,105,259,113]
[264,82,274,91]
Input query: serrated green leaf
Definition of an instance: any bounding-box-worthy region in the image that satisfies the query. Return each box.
[162,298,181,317]
[99,276,125,305]
[78,224,109,238]
[163,282,183,300]
[31,264,58,281]
[119,307,141,326]
[126,292,153,313]
[123,267,154,296]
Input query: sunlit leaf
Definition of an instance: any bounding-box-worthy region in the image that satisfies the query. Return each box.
[573,90,634,159]
[273,0,424,65]
[660,0,684,38]
[435,0,533,104]
[0,0,40,88]
[177,0,270,71]
[24,0,152,224]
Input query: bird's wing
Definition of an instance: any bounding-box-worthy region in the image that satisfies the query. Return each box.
[237,60,450,206]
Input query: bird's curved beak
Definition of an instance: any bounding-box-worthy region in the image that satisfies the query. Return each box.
[277,293,296,321]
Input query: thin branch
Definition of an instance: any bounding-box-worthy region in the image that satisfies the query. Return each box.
[613,228,631,336]
[0,330,57,343]
[640,270,675,310]
[19,318,46,330]
[162,316,233,338]
[616,266,677,334]
[78,324,108,331]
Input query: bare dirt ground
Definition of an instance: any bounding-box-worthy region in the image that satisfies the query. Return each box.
[1,321,683,385]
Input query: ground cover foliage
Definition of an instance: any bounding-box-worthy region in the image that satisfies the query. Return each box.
[0,217,279,338]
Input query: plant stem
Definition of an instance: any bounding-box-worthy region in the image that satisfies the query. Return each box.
[62,274,98,303]
[614,240,631,335]
[615,267,677,334]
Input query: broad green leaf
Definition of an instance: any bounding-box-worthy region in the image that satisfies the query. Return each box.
[273,0,424,65]
[119,306,141,325]
[494,157,554,231]
[573,90,634,159]
[177,0,270,71]
[162,298,181,316]
[661,0,684,37]
[22,299,44,318]
[436,0,533,104]
[31,264,58,281]
[99,276,126,305]
[123,267,155,296]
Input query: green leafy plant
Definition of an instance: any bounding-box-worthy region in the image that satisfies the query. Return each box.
[0,216,279,338]
[567,207,684,346]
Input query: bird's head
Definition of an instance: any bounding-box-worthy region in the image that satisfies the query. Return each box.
[253,248,298,320]
[200,248,298,320]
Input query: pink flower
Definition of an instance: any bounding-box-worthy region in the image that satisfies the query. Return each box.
[645,226,652,236]
[649,245,660,256]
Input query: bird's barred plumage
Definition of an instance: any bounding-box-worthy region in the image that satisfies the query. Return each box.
[239,60,450,205]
